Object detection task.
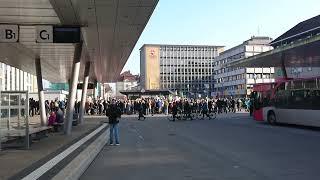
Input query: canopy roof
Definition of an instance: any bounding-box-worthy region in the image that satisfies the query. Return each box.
[0,0,158,83]
[229,33,320,68]
[270,15,320,47]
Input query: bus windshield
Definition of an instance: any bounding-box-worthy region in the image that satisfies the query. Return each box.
[252,83,274,110]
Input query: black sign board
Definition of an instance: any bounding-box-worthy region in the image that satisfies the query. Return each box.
[77,83,95,89]
[53,27,80,43]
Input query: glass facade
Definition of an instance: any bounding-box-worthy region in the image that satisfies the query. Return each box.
[0,63,37,92]
[159,45,222,96]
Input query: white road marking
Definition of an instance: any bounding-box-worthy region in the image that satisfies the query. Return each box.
[21,123,108,180]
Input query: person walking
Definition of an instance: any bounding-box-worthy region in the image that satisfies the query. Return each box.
[138,100,146,120]
[106,99,122,146]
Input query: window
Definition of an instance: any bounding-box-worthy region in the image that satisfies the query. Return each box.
[256,74,262,79]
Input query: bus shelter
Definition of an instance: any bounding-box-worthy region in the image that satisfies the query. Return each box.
[0,91,30,150]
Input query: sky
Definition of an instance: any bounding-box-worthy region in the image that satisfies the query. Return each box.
[122,0,320,75]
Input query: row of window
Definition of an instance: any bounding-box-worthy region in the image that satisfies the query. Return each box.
[161,68,213,74]
[160,61,213,66]
[215,67,244,75]
[160,56,214,60]
[216,73,274,83]
[214,52,245,66]
[247,73,273,79]
[161,77,213,81]
[160,50,216,58]
[274,89,320,110]
[162,85,213,90]
[216,74,246,83]
[160,47,217,51]
[214,84,246,91]
[160,65,213,68]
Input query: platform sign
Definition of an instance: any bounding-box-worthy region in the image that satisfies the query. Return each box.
[53,27,80,43]
[36,26,80,43]
[0,25,19,42]
[36,26,53,43]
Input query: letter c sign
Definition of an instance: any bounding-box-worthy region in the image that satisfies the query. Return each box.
[36,26,53,43]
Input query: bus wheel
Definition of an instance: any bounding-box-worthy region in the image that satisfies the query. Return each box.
[267,111,277,125]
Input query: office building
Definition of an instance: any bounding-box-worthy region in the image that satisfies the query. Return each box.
[213,36,275,97]
[140,44,224,97]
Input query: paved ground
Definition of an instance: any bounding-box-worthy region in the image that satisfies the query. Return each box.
[81,113,320,180]
[0,117,104,180]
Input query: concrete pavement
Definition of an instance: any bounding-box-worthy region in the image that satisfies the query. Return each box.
[1,117,105,180]
[81,113,320,180]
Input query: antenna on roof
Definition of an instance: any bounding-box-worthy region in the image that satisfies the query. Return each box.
[257,25,260,36]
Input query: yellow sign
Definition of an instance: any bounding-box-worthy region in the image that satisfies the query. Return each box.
[145,46,160,90]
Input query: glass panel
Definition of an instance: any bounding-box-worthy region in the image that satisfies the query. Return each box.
[1,94,9,106]
[10,109,19,117]
[1,109,9,118]
[10,94,19,106]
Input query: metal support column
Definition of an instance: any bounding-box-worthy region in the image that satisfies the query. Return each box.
[35,57,47,126]
[79,61,90,124]
[65,42,83,135]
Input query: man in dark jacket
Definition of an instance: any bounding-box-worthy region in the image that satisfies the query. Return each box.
[106,99,122,145]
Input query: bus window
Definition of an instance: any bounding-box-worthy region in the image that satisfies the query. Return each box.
[262,90,271,107]
[277,82,285,91]
[252,92,262,110]
[293,90,304,109]
[274,90,289,108]
[292,80,304,89]
[304,79,316,89]
[312,90,320,110]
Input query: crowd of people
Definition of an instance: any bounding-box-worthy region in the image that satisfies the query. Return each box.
[28,96,254,127]
[83,97,254,117]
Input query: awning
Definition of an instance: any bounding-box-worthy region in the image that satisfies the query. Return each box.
[120,89,174,96]
[228,35,320,68]
[0,0,159,83]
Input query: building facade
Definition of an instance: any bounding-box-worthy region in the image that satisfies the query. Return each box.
[140,44,224,97]
[0,63,38,92]
[115,71,139,98]
[213,36,275,97]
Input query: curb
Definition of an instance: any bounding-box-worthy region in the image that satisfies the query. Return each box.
[52,127,109,180]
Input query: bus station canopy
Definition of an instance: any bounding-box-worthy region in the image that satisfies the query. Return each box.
[0,0,158,83]
[120,89,174,96]
[229,15,320,68]
[228,35,320,68]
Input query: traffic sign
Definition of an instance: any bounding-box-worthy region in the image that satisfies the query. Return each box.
[0,25,19,42]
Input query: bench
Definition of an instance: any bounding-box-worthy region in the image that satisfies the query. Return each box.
[52,123,64,132]
[0,126,53,149]
[52,118,79,132]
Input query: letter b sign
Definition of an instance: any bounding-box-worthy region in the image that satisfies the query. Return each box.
[0,25,19,42]
[36,26,53,43]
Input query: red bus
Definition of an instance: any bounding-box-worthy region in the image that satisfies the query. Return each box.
[252,77,320,126]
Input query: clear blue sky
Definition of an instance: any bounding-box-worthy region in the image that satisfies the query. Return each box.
[122,0,320,74]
